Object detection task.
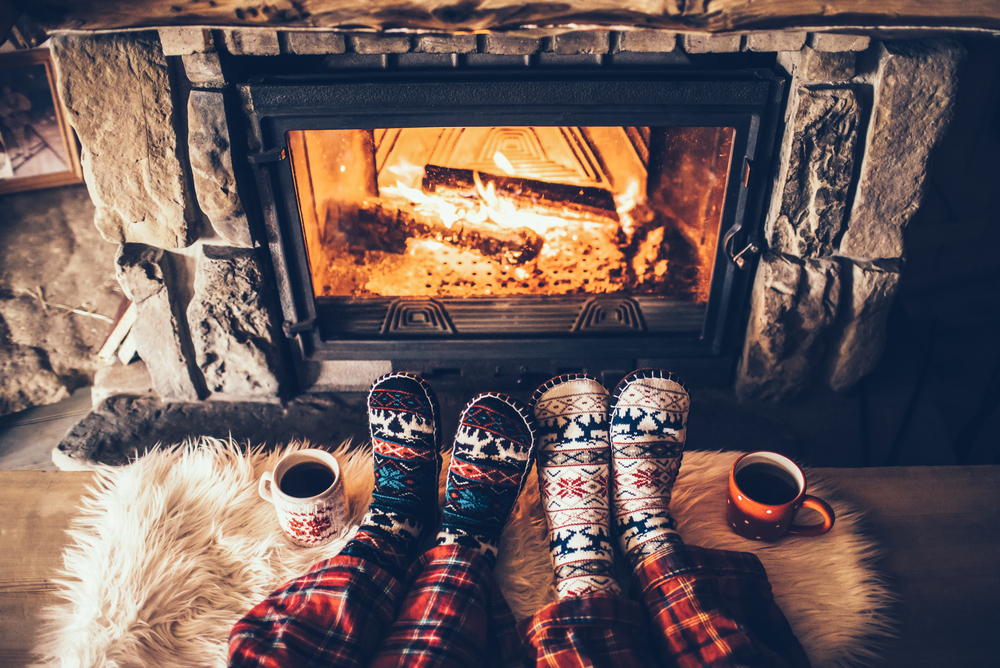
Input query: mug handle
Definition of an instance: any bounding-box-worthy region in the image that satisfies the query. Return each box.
[787,495,835,536]
[258,471,275,503]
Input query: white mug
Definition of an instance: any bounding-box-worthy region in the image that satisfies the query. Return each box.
[259,449,350,547]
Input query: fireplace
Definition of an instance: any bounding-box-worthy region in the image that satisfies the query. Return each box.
[241,70,783,385]
[38,27,963,402]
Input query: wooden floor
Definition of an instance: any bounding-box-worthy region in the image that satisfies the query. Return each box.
[2,466,998,667]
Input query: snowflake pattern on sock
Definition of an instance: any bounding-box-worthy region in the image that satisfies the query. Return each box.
[533,375,621,598]
[342,373,440,576]
[610,369,689,569]
[436,393,536,569]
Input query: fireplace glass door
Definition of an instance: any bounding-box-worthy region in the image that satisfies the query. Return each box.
[243,73,782,362]
[289,125,734,309]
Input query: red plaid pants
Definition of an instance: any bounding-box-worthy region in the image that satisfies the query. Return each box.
[522,545,811,668]
[230,544,808,668]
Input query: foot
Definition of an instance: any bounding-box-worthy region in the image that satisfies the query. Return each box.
[436,393,536,569]
[533,374,620,598]
[342,372,442,576]
[610,369,690,569]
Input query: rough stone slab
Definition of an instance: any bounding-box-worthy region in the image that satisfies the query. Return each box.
[616,29,676,53]
[810,33,871,52]
[54,393,369,468]
[115,244,204,401]
[182,51,225,86]
[92,361,155,407]
[484,33,541,55]
[551,31,609,55]
[50,34,197,249]
[746,31,806,52]
[157,27,213,55]
[222,29,280,55]
[779,46,856,82]
[348,33,411,54]
[0,341,69,417]
[825,260,901,392]
[283,30,346,54]
[682,33,741,54]
[186,246,284,399]
[767,87,860,257]
[840,39,964,260]
[415,34,476,53]
[188,91,252,248]
[736,252,841,402]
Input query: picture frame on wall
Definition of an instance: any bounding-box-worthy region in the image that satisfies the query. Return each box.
[0,47,83,194]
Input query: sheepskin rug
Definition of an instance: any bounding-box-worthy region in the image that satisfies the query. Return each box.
[35,438,894,668]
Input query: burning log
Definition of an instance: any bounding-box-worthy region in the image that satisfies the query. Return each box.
[335,200,544,265]
[421,164,619,222]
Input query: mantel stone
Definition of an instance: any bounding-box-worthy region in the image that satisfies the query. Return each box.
[50,33,199,249]
[839,39,964,260]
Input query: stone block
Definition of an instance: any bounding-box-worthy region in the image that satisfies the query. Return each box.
[736,252,841,402]
[415,34,477,53]
[157,27,213,56]
[348,33,412,54]
[115,244,204,402]
[616,29,677,53]
[552,31,610,55]
[810,33,871,52]
[766,87,860,257]
[783,46,856,82]
[484,33,542,55]
[182,51,225,86]
[746,32,806,53]
[840,39,964,260]
[186,246,284,399]
[222,29,280,56]
[0,339,69,416]
[188,91,252,247]
[825,260,901,392]
[92,360,155,407]
[682,33,741,54]
[283,31,346,55]
[50,34,197,249]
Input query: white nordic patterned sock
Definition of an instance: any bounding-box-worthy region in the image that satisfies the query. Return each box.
[533,375,621,599]
[610,369,689,569]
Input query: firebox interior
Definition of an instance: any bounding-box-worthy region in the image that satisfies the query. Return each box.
[289,125,735,304]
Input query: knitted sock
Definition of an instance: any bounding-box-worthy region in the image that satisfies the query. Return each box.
[610,369,690,569]
[532,375,621,599]
[342,372,441,578]
[436,393,536,569]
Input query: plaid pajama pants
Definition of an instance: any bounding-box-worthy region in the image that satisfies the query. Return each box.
[230,544,809,668]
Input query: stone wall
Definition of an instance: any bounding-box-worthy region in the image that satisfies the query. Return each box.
[737,38,963,401]
[46,27,962,404]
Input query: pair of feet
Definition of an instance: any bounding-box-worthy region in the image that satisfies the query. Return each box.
[342,369,689,598]
[342,373,537,577]
[533,370,689,598]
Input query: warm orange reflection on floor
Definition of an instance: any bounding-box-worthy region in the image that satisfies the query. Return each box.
[288,126,733,303]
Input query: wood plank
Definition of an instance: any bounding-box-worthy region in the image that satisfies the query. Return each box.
[23,0,1000,34]
[0,471,95,668]
[821,466,1000,668]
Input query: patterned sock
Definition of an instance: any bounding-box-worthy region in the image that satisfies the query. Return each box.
[342,372,441,578]
[532,375,621,599]
[436,393,536,569]
[610,369,690,569]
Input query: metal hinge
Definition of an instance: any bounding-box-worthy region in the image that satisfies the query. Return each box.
[247,147,286,164]
[282,317,315,337]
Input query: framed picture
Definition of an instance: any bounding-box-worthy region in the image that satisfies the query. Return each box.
[0,48,83,194]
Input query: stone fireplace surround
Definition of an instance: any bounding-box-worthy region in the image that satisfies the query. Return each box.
[46,25,962,405]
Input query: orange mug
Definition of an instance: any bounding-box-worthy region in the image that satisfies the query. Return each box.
[726,451,835,541]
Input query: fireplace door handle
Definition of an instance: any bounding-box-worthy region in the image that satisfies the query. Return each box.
[731,242,760,270]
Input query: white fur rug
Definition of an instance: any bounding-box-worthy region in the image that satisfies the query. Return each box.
[35,439,894,668]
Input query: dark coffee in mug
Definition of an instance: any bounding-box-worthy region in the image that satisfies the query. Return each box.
[735,462,799,505]
[279,462,336,498]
